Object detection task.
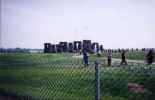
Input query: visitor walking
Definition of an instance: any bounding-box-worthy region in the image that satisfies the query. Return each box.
[83,50,89,67]
[146,49,154,65]
[120,50,127,65]
[107,50,112,66]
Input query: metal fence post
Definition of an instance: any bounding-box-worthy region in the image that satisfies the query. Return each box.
[95,60,101,100]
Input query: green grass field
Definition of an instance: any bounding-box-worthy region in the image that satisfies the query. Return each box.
[101,51,145,60]
[0,53,155,100]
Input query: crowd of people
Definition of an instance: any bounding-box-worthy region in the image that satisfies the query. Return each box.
[83,49,155,66]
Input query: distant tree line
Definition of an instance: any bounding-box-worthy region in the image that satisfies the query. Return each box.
[103,48,155,53]
[0,48,43,53]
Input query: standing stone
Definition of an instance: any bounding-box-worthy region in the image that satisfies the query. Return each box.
[69,42,74,52]
[83,40,91,53]
[59,42,68,52]
[56,44,62,53]
[74,41,82,53]
[44,43,51,53]
[99,45,103,53]
[51,44,56,53]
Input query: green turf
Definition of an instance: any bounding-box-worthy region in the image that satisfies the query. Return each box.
[103,51,145,60]
[0,53,154,100]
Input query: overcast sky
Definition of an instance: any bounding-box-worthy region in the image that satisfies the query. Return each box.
[1,0,155,49]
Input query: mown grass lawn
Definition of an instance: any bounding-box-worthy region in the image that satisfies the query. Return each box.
[0,53,154,100]
[106,51,145,60]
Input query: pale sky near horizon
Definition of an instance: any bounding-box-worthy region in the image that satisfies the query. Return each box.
[1,0,155,49]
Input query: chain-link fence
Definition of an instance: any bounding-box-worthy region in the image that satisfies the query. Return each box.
[37,60,155,100]
[0,54,155,100]
[39,63,95,100]
[100,62,155,100]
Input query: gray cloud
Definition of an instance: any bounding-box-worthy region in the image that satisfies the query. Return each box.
[1,0,155,48]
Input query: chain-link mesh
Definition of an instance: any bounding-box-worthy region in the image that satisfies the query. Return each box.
[0,53,155,100]
[100,62,155,100]
[39,63,95,100]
